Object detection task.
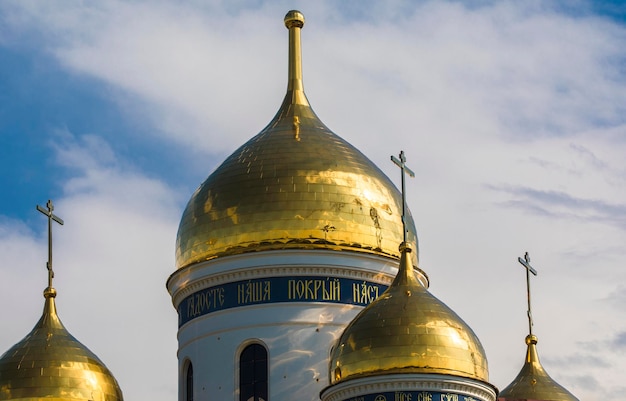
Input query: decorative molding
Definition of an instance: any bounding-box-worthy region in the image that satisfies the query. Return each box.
[169,252,399,307]
[320,374,497,401]
[167,249,428,304]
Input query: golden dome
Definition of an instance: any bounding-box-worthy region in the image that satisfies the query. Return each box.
[0,287,123,401]
[329,243,489,384]
[175,10,418,269]
[497,335,579,401]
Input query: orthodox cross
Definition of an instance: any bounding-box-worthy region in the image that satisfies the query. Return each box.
[37,200,64,288]
[391,150,415,243]
[517,251,538,336]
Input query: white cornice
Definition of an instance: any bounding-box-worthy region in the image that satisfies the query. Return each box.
[320,374,497,401]
[167,249,409,306]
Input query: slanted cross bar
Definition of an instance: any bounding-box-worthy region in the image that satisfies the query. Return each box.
[37,200,64,288]
[517,251,538,336]
[391,150,415,243]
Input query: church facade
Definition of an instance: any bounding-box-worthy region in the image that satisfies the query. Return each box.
[166,10,498,401]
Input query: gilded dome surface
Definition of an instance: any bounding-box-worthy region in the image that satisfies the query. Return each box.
[0,288,123,401]
[175,10,417,269]
[498,335,579,401]
[329,244,489,384]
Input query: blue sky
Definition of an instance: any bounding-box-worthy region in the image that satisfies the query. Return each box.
[1,1,626,400]
[0,37,196,220]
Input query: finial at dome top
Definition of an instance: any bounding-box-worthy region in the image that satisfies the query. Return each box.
[284,10,305,28]
[283,10,307,105]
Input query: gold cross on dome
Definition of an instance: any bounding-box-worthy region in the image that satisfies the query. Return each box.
[37,200,64,288]
[391,150,415,243]
[517,251,538,336]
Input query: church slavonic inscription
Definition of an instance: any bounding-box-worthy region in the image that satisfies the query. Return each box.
[178,275,388,327]
[288,278,340,301]
[186,287,225,318]
[238,280,271,305]
[396,391,415,401]
[353,281,380,304]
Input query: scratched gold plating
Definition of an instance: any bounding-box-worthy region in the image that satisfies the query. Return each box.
[175,10,418,269]
[0,287,123,400]
[329,243,489,385]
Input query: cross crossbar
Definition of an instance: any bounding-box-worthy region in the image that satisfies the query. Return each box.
[390,150,414,243]
[37,200,64,288]
[517,251,538,336]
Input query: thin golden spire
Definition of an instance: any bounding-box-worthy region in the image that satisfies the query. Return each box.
[284,10,308,106]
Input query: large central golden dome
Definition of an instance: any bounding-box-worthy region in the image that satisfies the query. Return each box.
[175,10,417,269]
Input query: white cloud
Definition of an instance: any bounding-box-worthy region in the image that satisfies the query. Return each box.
[0,132,182,400]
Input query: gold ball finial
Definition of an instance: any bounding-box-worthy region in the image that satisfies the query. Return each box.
[284,10,305,29]
[43,286,57,298]
[525,334,538,345]
[399,242,413,253]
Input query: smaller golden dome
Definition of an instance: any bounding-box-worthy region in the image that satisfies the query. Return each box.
[329,243,489,384]
[0,287,124,401]
[498,335,579,401]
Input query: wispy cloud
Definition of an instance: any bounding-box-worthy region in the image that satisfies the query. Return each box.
[612,331,626,350]
[605,285,626,310]
[544,352,612,369]
[490,184,626,230]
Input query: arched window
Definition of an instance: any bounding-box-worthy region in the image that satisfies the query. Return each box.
[185,362,193,401]
[239,343,268,401]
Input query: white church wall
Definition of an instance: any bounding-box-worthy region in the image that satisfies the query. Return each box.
[168,250,412,401]
[178,302,360,401]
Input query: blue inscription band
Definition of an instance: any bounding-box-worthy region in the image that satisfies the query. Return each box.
[178,276,389,326]
[342,391,480,401]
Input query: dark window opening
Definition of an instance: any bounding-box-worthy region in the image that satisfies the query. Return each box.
[239,344,268,401]
[186,362,193,401]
